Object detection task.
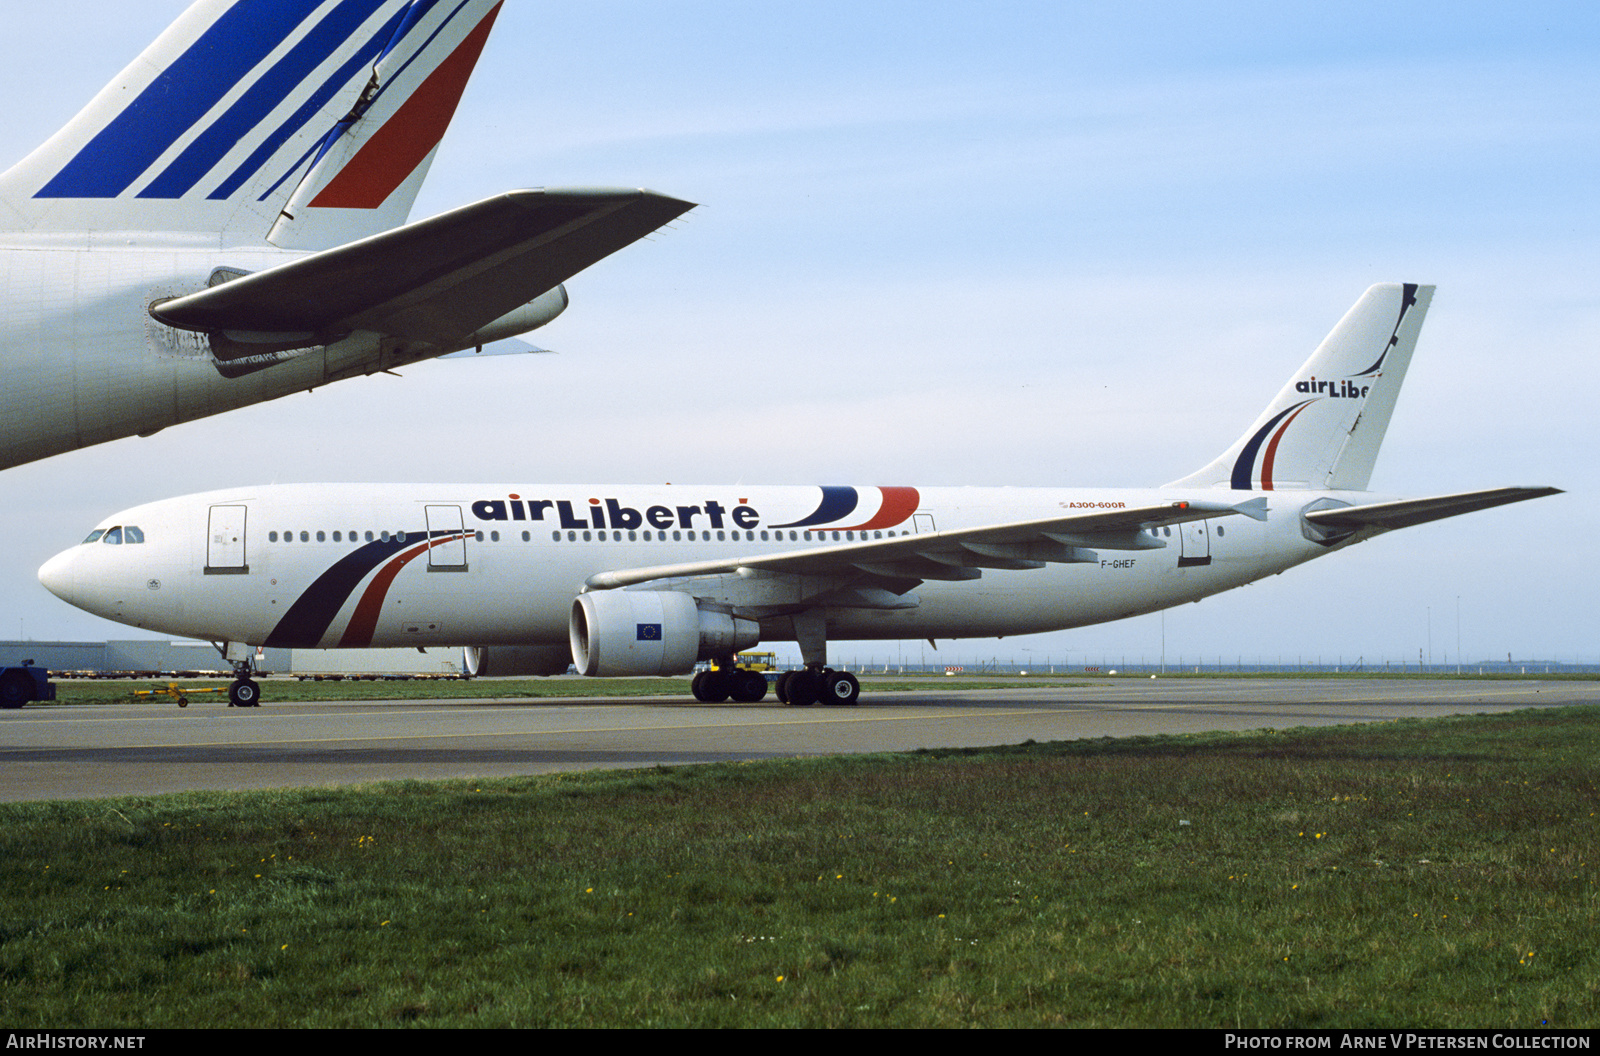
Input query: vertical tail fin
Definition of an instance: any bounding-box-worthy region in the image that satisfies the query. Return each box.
[1167,283,1434,492]
[0,0,502,249]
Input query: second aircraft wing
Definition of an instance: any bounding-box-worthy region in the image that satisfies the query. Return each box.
[149,188,694,351]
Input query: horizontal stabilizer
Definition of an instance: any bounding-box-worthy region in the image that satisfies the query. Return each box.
[1304,487,1562,533]
[149,188,693,346]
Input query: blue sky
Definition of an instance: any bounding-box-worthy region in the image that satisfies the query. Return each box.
[0,1,1592,667]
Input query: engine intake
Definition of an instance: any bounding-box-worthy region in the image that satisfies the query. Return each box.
[570,591,759,677]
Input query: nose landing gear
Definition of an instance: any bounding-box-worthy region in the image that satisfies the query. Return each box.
[213,641,263,707]
[227,677,260,707]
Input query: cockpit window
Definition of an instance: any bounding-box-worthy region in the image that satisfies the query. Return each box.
[85,525,144,545]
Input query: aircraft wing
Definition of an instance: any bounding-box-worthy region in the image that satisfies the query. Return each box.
[1302,486,1563,532]
[148,188,694,348]
[584,499,1263,592]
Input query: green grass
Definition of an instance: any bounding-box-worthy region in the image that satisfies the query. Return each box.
[3,707,1598,1027]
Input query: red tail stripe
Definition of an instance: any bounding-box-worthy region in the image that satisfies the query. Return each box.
[309,3,502,209]
[1259,403,1311,491]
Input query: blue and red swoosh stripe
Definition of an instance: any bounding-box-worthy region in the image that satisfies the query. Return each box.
[263,530,467,648]
[771,486,921,530]
[1229,401,1314,491]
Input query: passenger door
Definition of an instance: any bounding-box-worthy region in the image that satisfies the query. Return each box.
[425,505,468,571]
[205,505,248,574]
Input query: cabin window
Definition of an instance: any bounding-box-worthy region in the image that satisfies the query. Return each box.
[1216,525,1225,537]
[316,531,325,542]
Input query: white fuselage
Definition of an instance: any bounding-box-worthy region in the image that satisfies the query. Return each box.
[37,482,1358,653]
[0,237,423,471]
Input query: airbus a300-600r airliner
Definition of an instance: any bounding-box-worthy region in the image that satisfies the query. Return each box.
[39,284,1559,707]
[0,0,691,471]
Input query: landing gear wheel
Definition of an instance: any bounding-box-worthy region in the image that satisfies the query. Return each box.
[730,669,768,703]
[775,671,792,704]
[821,670,860,706]
[228,679,259,708]
[785,670,820,707]
[691,670,730,703]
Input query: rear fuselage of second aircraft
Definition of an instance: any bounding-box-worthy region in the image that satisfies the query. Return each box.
[1,239,447,470]
[37,482,1352,651]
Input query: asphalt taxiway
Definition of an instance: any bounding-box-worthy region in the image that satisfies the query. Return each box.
[2,677,1593,801]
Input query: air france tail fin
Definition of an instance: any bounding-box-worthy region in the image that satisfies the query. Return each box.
[1166,283,1433,492]
[0,0,503,250]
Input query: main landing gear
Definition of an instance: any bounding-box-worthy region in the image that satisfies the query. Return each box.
[772,609,860,706]
[775,667,859,706]
[691,663,770,703]
[689,662,860,706]
[688,611,862,707]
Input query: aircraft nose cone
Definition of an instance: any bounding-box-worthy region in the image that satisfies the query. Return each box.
[38,548,77,603]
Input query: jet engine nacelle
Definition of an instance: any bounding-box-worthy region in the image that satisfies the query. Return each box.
[570,591,760,677]
[465,285,568,345]
[461,644,572,677]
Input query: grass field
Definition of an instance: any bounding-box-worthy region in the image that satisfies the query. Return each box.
[2,703,1596,1027]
